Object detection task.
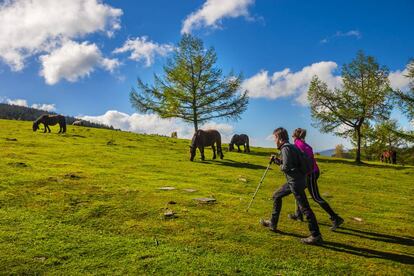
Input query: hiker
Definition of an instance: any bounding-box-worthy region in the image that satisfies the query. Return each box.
[260,127,323,245]
[289,128,344,231]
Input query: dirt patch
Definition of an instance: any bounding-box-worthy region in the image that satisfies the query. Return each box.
[64,173,82,180]
[5,138,18,141]
[8,162,28,168]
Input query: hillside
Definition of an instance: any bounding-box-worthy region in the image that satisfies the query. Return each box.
[0,119,413,275]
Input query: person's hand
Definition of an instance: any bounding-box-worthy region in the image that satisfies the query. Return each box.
[270,155,281,165]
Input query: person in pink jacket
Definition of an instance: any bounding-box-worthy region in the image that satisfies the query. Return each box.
[290,128,344,231]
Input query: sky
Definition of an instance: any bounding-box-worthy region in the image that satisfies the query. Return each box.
[0,0,413,151]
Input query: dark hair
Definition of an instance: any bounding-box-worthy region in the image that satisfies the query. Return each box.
[273,127,289,142]
[292,128,307,140]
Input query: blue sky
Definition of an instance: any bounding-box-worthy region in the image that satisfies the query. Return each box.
[0,0,413,151]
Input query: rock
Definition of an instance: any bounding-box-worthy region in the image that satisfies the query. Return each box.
[5,138,17,141]
[158,187,176,191]
[64,173,81,180]
[238,178,247,183]
[352,217,363,222]
[182,188,197,193]
[193,197,216,204]
[164,210,175,218]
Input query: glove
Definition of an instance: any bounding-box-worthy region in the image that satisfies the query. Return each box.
[270,155,281,165]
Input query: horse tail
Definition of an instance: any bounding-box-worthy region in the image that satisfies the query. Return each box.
[245,135,250,152]
[215,131,224,158]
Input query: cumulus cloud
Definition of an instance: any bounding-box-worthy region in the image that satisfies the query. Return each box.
[389,68,410,91]
[0,0,122,71]
[5,98,28,107]
[181,0,255,34]
[2,98,56,111]
[242,61,342,105]
[321,30,362,44]
[80,110,235,141]
[113,37,174,67]
[39,40,120,85]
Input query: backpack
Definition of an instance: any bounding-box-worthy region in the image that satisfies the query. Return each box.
[297,148,314,175]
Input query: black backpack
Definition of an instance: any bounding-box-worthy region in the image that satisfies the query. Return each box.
[282,144,314,175]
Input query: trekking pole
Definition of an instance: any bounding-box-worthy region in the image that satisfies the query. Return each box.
[246,161,273,212]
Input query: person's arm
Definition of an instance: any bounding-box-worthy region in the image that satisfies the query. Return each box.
[280,146,295,173]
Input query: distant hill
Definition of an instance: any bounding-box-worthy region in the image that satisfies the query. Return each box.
[0,103,114,130]
[317,148,335,157]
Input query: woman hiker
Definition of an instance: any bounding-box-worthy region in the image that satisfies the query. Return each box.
[260,127,323,245]
[289,128,344,231]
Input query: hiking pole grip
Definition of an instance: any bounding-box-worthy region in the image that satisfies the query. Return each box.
[246,162,272,212]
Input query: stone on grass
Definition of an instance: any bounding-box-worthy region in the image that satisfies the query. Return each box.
[157,187,176,191]
[352,217,363,222]
[164,210,175,218]
[238,177,247,183]
[193,197,216,204]
[182,188,197,193]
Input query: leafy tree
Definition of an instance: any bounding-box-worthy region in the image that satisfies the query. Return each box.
[308,51,393,163]
[130,34,248,132]
[394,59,414,120]
[334,144,345,158]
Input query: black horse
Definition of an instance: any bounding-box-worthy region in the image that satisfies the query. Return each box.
[229,134,250,153]
[190,129,224,161]
[33,114,66,133]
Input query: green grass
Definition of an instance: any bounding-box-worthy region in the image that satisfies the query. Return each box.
[1,119,413,275]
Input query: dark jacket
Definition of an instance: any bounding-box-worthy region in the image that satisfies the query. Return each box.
[279,142,306,187]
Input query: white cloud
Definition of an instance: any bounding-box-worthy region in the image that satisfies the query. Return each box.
[113,37,174,67]
[5,98,28,107]
[389,68,410,91]
[242,61,342,105]
[181,0,255,34]
[2,97,56,111]
[31,103,56,112]
[321,30,362,44]
[80,110,234,142]
[39,40,120,85]
[0,0,122,71]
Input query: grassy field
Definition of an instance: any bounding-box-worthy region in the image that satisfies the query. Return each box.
[1,119,413,275]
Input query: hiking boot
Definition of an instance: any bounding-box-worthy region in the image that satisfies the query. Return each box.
[300,235,323,245]
[288,213,304,222]
[260,218,278,232]
[330,216,344,231]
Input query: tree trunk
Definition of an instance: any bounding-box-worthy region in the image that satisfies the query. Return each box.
[356,126,362,163]
[193,119,198,132]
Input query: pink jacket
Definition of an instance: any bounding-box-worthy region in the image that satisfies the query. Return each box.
[294,138,319,173]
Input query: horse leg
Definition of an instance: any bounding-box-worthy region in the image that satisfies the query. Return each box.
[237,144,241,152]
[217,143,224,159]
[43,123,47,133]
[212,145,217,159]
[199,147,205,161]
[47,125,51,133]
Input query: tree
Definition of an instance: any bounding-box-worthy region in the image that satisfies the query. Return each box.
[130,34,248,132]
[308,51,393,163]
[394,59,414,121]
[334,144,345,158]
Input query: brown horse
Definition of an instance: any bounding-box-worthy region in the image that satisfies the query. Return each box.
[190,129,224,161]
[229,134,250,153]
[33,114,66,133]
[380,150,397,164]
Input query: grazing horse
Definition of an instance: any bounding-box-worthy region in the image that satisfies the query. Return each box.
[190,129,224,161]
[229,134,250,153]
[380,150,397,164]
[33,114,66,133]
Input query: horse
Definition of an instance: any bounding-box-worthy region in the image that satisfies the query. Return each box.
[190,129,224,161]
[229,134,250,153]
[380,150,397,164]
[33,114,66,133]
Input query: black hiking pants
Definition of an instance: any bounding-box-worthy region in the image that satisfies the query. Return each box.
[295,171,339,220]
[271,182,321,237]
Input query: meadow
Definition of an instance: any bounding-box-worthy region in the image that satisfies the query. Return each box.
[0,119,413,275]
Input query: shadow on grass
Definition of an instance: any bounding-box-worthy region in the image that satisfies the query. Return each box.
[321,241,414,265]
[316,158,410,170]
[198,159,268,170]
[275,230,414,265]
[333,226,414,246]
